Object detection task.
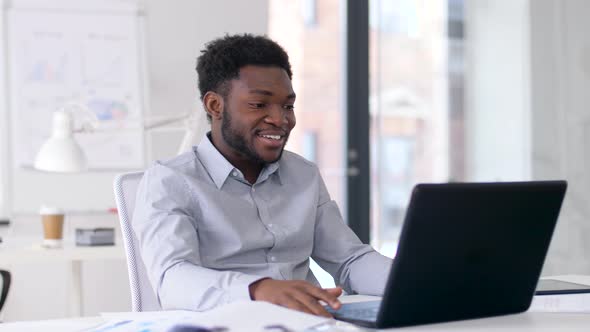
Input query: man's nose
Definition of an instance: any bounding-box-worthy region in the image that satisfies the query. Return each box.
[264,105,289,126]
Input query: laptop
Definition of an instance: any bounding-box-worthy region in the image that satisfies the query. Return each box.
[327,181,567,328]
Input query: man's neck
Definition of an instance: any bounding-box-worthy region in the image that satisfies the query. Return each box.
[208,132,263,185]
[232,159,263,185]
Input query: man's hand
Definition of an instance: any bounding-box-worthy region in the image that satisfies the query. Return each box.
[249,278,342,317]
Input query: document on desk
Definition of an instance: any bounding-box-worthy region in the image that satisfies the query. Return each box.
[529,294,590,313]
[97,301,331,332]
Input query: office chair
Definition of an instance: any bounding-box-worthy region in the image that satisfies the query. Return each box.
[113,171,161,311]
[0,269,10,316]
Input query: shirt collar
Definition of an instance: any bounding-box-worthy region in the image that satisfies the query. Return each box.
[259,159,282,185]
[196,132,282,189]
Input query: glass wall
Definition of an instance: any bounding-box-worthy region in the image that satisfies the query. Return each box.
[269,0,347,211]
[268,0,590,278]
[269,0,465,259]
[369,0,465,256]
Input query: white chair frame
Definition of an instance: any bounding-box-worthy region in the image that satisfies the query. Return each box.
[113,171,161,311]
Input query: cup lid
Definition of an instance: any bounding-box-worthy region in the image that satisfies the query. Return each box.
[39,205,64,215]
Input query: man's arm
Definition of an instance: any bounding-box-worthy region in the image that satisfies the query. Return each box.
[132,164,263,311]
[311,171,393,295]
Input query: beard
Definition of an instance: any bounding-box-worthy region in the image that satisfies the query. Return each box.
[221,106,287,165]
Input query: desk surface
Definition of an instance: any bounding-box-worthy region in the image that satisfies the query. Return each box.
[0,238,124,265]
[2,305,590,332]
[2,275,589,332]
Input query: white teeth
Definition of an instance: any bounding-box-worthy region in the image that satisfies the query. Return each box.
[260,134,281,140]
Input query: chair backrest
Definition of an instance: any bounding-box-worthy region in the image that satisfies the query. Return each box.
[113,171,161,311]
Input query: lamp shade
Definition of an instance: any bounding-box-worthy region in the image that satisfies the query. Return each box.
[34,111,88,172]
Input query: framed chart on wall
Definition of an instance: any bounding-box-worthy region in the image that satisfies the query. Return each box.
[7,0,146,170]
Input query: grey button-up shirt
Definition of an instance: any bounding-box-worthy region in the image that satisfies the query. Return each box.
[133,133,392,311]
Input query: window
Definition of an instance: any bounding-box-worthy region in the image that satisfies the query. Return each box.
[369,0,465,256]
[270,0,465,259]
[269,0,346,211]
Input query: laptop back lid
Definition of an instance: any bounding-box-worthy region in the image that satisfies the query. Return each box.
[377,181,567,328]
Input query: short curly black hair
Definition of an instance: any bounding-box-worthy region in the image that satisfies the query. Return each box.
[196,34,293,121]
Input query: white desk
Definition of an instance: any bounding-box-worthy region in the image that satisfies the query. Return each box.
[2,275,589,332]
[0,239,125,317]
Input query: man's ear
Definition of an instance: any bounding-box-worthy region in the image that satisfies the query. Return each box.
[203,91,224,121]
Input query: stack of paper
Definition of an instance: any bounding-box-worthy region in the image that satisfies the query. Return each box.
[97,301,332,332]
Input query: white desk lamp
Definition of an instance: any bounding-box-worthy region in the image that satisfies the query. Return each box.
[34,103,94,172]
[33,102,204,172]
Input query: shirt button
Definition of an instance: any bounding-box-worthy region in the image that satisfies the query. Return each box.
[252,187,256,192]
[232,171,238,177]
[268,224,273,228]
[270,256,277,262]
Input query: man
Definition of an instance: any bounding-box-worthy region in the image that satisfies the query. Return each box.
[133,34,392,317]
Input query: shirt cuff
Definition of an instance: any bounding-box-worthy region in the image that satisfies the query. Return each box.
[229,274,269,302]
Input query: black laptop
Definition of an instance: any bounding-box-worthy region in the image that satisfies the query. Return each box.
[328,181,567,328]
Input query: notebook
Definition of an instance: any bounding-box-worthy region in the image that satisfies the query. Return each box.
[328,181,567,328]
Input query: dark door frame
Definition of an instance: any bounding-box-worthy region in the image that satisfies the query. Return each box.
[345,0,370,244]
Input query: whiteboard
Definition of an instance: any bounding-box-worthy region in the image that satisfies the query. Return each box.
[7,2,145,170]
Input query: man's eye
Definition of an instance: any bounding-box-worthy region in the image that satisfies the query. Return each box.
[283,104,295,111]
[249,103,266,109]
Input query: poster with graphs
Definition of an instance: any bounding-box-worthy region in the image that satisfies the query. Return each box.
[7,3,145,169]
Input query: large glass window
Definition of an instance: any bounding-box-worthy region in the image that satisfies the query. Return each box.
[269,0,346,212]
[369,0,464,256]
[269,0,465,262]
[266,0,588,279]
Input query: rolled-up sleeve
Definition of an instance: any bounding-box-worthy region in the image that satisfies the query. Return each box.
[310,170,393,296]
[132,164,263,311]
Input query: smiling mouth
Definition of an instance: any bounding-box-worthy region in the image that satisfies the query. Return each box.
[258,134,283,140]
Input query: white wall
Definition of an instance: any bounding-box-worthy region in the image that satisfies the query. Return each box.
[0,1,9,219]
[529,0,590,275]
[464,0,531,182]
[465,0,590,275]
[1,0,268,321]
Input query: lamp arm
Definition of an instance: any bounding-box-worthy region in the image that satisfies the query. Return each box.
[143,113,192,130]
[63,100,191,133]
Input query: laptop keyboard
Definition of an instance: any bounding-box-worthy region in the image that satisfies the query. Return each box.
[326,300,381,321]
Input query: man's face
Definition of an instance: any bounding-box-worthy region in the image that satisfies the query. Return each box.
[219,65,296,165]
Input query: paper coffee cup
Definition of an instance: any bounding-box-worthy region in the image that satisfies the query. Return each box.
[40,205,64,248]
